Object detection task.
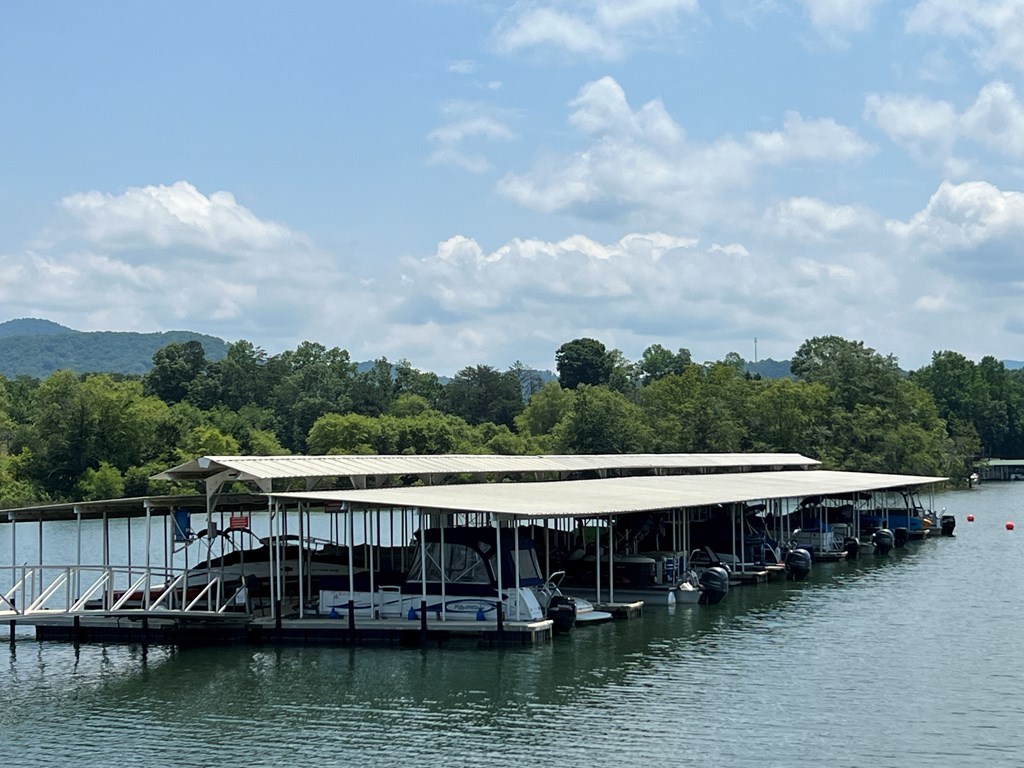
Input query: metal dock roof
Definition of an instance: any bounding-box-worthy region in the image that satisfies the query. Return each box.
[269,469,947,520]
[154,453,820,483]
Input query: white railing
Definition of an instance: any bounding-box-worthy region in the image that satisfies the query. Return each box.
[0,564,247,616]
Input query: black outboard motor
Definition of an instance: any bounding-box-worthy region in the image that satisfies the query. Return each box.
[940,515,956,537]
[546,595,577,634]
[698,566,730,605]
[784,547,812,581]
[843,537,860,560]
[873,528,894,555]
[893,527,909,548]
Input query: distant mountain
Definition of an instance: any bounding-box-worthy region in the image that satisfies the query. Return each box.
[0,317,76,338]
[1004,360,1024,371]
[743,358,793,379]
[0,319,229,378]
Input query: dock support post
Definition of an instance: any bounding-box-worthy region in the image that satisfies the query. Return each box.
[9,619,15,644]
[496,601,504,637]
[419,599,427,646]
[73,615,83,644]
[347,600,355,632]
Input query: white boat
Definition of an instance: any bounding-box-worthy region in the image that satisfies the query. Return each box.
[319,527,610,627]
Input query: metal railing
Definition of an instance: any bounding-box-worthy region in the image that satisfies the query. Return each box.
[1,564,247,616]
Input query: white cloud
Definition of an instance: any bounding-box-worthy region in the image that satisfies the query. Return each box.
[888,179,1024,256]
[492,0,700,61]
[498,76,873,226]
[2,182,357,351]
[961,81,1024,157]
[800,0,884,47]
[907,0,1024,75]
[764,197,879,241]
[427,101,518,173]
[448,59,476,74]
[13,177,1024,376]
[864,92,959,161]
[865,81,1024,165]
[59,181,308,257]
[389,228,913,370]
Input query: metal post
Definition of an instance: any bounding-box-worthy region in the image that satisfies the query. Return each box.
[347,504,355,607]
[368,507,376,617]
[297,502,305,619]
[75,506,83,603]
[608,517,614,604]
[37,517,43,605]
[495,519,503,617]
[439,521,446,622]
[102,512,109,610]
[419,598,428,645]
[144,501,152,610]
[513,522,521,620]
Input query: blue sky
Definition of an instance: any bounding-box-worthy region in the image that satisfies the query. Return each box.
[3,1,1024,375]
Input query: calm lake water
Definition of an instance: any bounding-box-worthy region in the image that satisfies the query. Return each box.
[2,483,1023,768]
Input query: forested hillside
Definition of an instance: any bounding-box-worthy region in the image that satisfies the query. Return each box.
[0,319,229,377]
[0,333,1015,508]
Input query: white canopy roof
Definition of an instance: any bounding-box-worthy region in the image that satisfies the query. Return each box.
[269,469,946,520]
[154,453,819,484]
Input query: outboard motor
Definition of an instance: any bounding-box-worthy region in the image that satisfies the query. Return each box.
[893,527,909,548]
[843,537,860,560]
[873,528,894,556]
[940,515,956,537]
[784,547,813,581]
[698,566,730,605]
[546,595,577,634]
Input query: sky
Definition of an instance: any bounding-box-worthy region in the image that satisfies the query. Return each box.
[2,1,1024,376]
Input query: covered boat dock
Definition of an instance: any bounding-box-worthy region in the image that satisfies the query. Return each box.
[0,454,945,647]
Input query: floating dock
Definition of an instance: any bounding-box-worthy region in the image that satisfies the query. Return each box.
[4,609,554,648]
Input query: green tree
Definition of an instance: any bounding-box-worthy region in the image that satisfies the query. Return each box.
[388,394,432,418]
[606,349,640,399]
[267,342,356,451]
[387,412,459,454]
[143,340,207,403]
[638,344,692,385]
[219,340,271,410]
[350,358,397,416]
[554,385,652,453]
[394,359,444,406]
[78,461,125,500]
[747,378,830,454]
[307,413,381,454]
[791,335,902,411]
[515,381,574,439]
[555,338,613,389]
[175,424,240,462]
[441,365,524,427]
[640,363,751,452]
[507,360,544,401]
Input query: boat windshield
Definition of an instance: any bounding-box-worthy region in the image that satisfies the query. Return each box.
[406,539,545,586]
[409,542,491,585]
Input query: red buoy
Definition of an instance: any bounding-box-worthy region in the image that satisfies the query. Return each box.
[967,514,975,522]
[1007,522,1015,531]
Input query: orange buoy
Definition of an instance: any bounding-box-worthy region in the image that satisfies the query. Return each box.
[1007,522,1015,530]
[967,514,975,522]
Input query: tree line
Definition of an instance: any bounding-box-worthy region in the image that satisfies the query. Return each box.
[1,334,1019,507]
